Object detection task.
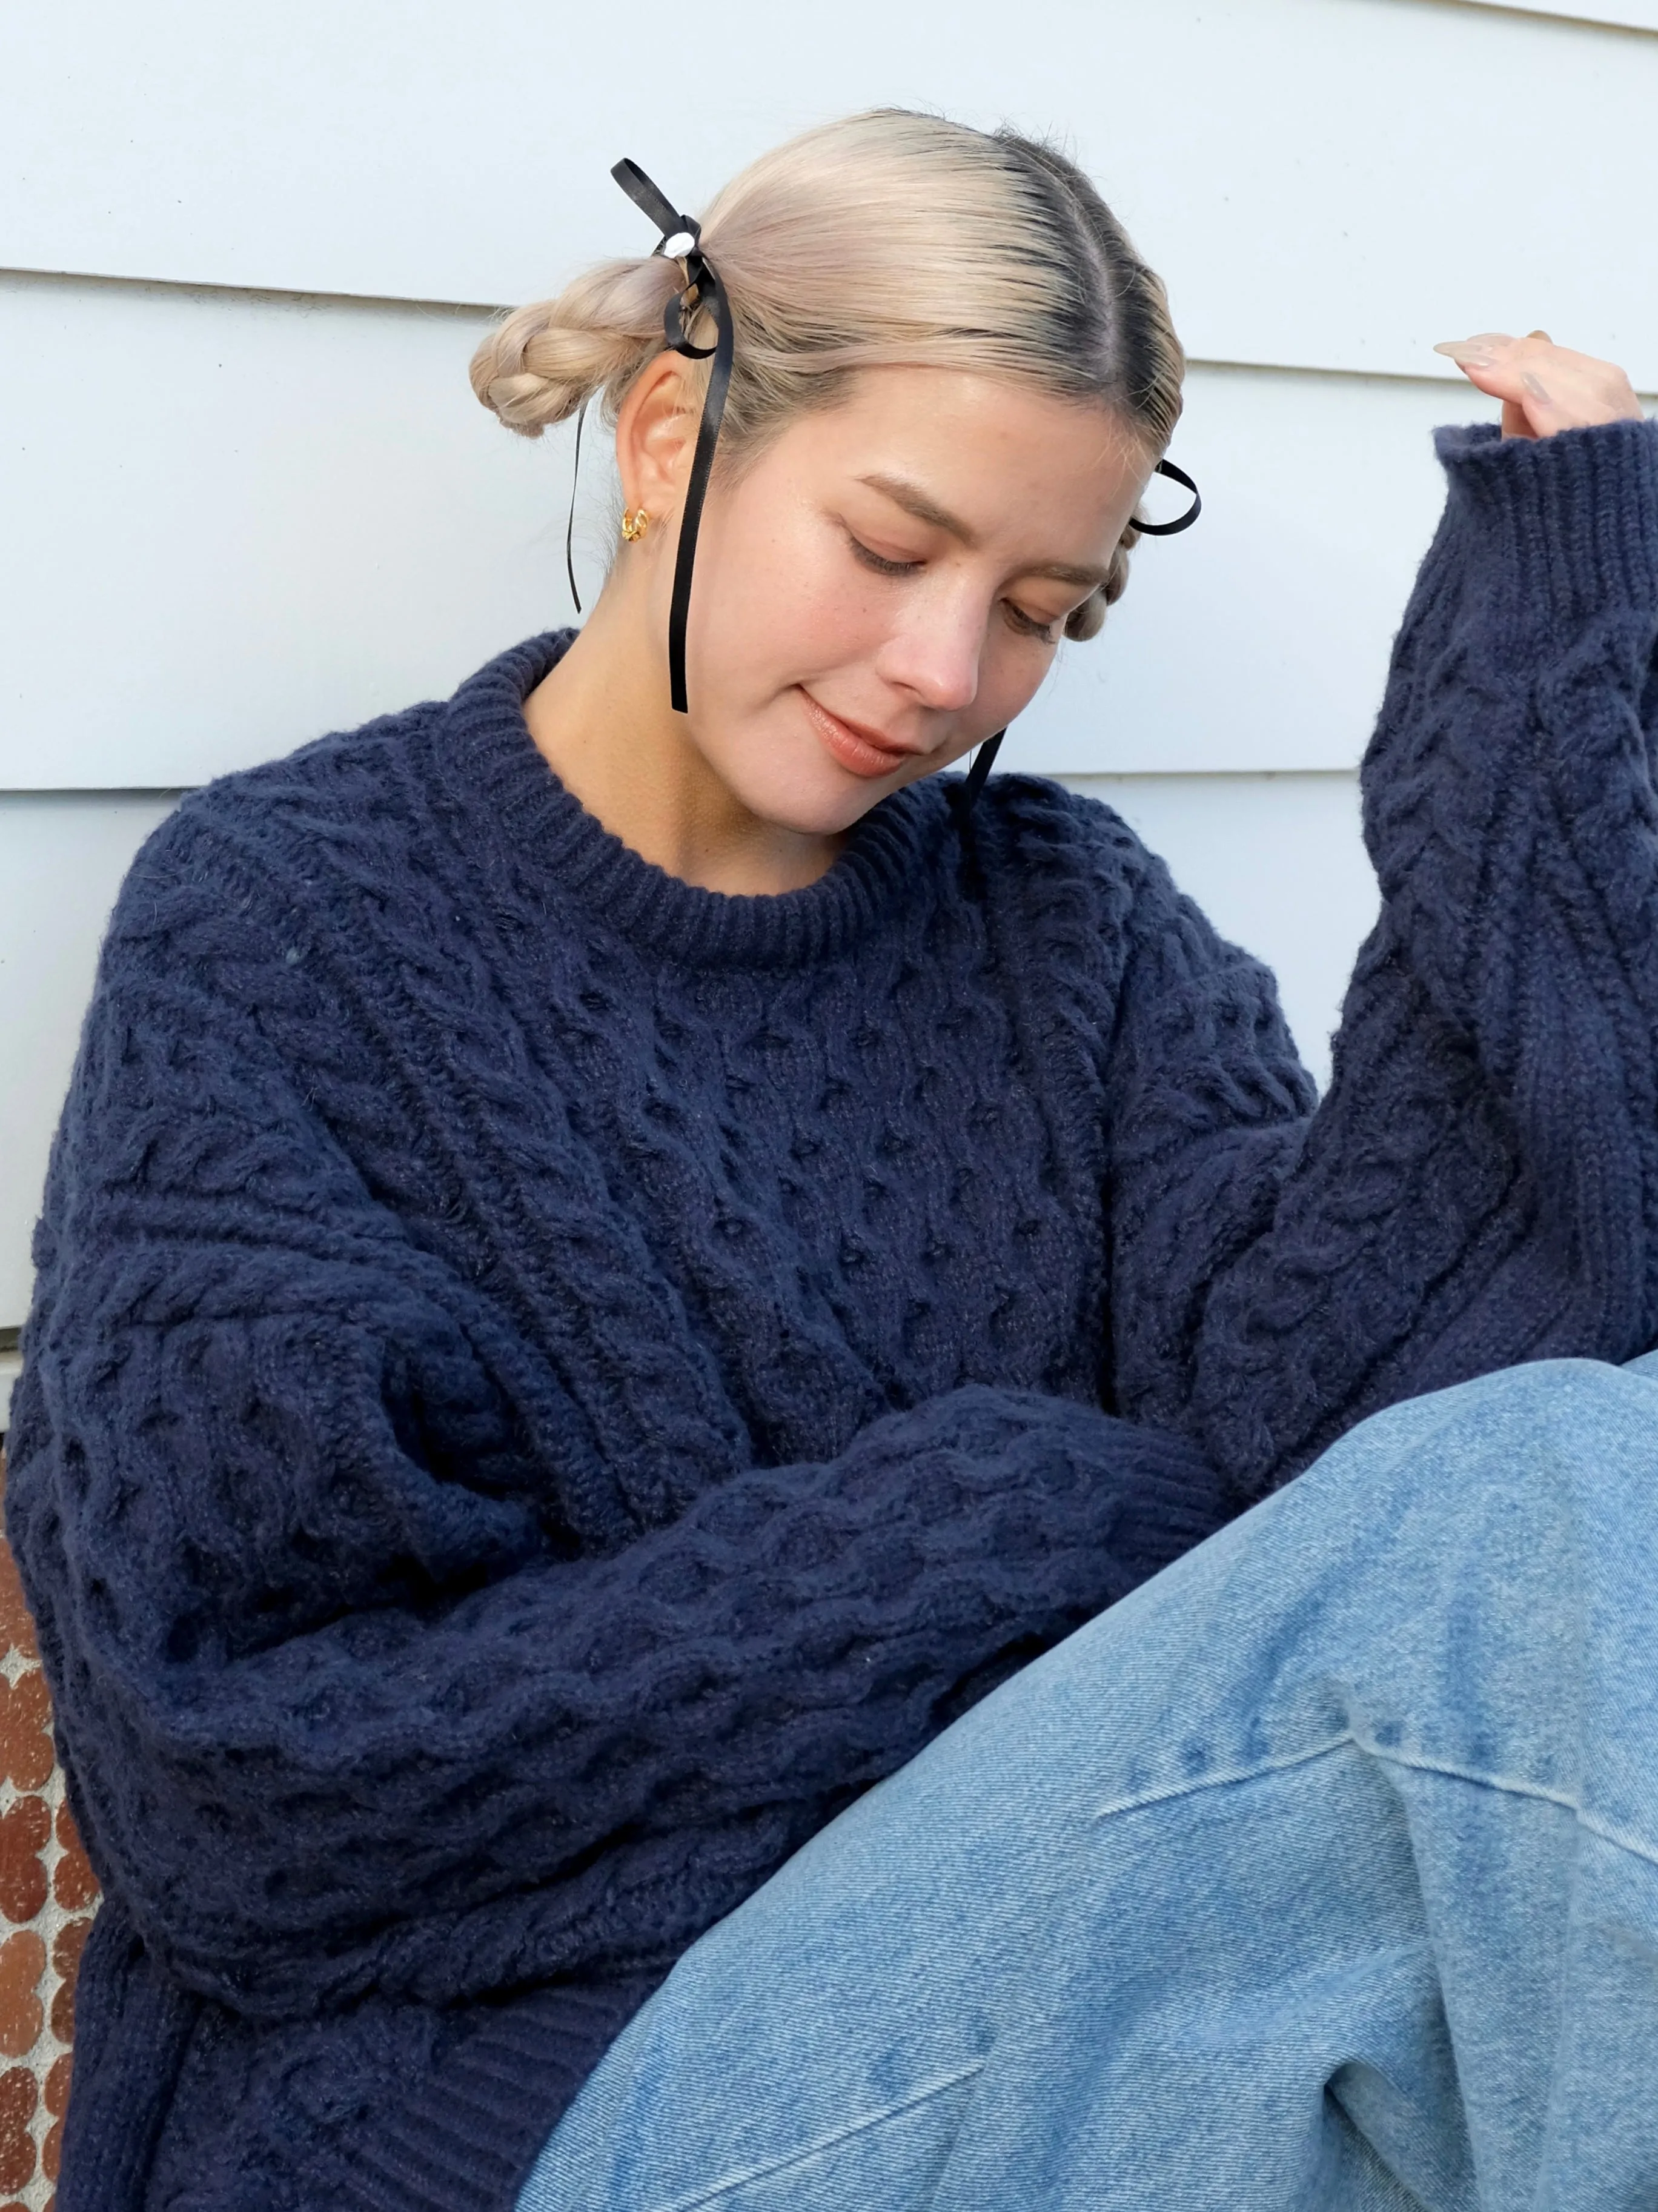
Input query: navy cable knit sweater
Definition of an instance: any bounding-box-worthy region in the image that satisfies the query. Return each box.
[9,417,1658,2212]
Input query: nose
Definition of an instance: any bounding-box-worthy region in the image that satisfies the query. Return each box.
[874,586,983,722]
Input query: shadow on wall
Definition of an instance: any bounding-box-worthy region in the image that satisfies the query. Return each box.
[0,1450,99,2212]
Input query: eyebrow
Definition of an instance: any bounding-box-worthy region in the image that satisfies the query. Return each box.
[857,471,1110,591]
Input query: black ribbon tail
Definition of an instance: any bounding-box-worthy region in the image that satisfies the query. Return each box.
[962,729,1006,809]
[565,397,589,615]
[665,267,734,715]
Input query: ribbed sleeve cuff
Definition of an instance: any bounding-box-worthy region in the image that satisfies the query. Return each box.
[334,1969,668,2212]
[1434,414,1658,634]
[1113,1426,1238,1578]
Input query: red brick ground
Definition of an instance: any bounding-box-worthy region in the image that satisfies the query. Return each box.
[0,1480,99,2212]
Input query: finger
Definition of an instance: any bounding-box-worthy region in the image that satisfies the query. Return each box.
[1434,332,1516,373]
[1508,333,1552,438]
[1500,395,1536,441]
[1435,331,1556,384]
[1510,331,1552,435]
[1435,332,1643,436]
[1434,334,1523,408]
[1436,336,1525,404]
[1511,352,1643,435]
[1434,338,1542,438]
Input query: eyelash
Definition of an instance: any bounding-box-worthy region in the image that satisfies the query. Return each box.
[846,533,1061,643]
[847,535,918,580]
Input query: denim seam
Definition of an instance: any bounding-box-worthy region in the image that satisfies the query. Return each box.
[1093,1731,1658,1875]
[640,2059,987,2212]
[1365,1743,1658,1873]
[1093,1732,1356,1822]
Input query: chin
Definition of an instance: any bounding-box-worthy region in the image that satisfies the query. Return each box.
[720,742,918,839]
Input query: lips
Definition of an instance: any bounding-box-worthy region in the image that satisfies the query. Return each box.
[799,690,918,780]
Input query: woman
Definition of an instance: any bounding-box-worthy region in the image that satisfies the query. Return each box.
[8,108,1657,2212]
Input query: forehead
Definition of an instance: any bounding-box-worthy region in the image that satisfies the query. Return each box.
[781,365,1150,557]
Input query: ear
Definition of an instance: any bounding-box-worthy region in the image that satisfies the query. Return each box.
[615,353,700,517]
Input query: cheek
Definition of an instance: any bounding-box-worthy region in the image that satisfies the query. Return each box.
[981,629,1060,722]
[694,484,887,689]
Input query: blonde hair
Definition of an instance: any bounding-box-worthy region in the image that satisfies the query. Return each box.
[470,110,1184,638]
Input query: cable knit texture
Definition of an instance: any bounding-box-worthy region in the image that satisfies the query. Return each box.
[7,416,1658,2212]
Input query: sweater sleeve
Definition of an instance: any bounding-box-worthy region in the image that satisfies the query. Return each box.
[1105,415,1658,1496]
[5,826,1225,2025]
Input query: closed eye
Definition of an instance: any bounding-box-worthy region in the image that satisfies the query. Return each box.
[1004,602,1063,643]
[846,531,923,579]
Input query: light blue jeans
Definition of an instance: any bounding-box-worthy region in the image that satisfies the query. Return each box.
[518,1355,1658,2211]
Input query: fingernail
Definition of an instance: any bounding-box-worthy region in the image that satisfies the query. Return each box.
[1521,371,1551,402]
[1435,342,1496,370]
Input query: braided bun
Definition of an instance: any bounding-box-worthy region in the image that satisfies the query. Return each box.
[469,255,686,438]
[1064,521,1139,642]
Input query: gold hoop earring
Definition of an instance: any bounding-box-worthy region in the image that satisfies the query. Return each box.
[621,508,651,542]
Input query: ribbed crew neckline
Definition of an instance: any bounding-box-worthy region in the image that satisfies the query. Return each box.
[434,631,952,970]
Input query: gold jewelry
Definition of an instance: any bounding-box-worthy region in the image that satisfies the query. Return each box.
[621,507,651,542]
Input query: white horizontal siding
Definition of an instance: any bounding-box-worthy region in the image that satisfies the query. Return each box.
[0,777,1371,1330]
[0,793,178,1326]
[1,0,1654,387]
[0,276,569,789]
[0,271,1520,786]
[1063,773,1376,1083]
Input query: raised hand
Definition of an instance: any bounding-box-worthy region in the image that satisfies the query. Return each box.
[1433,330,1645,441]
